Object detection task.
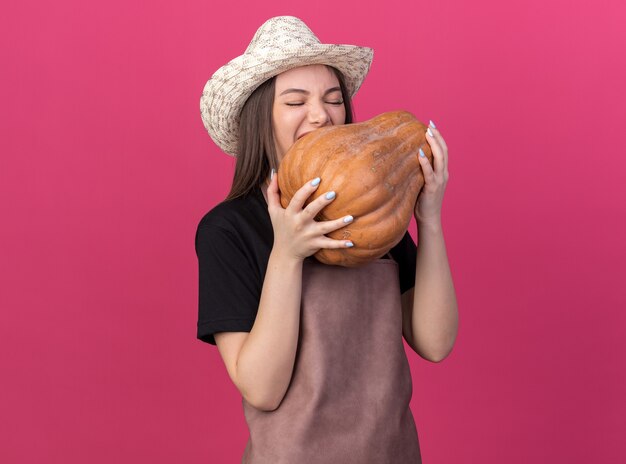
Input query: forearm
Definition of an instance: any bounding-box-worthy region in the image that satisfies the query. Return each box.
[411,220,458,361]
[236,250,303,410]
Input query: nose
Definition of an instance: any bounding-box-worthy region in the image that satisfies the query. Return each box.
[308,100,331,126]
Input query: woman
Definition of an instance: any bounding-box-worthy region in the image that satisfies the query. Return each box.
[196,15,457,463]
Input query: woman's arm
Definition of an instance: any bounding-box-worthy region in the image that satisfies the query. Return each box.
[231,173,354,411]
[234,250,304,411]
[403,121,458,362]
[404,220,458,362]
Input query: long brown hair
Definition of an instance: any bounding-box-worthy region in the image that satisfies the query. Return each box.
[225,66,354,201]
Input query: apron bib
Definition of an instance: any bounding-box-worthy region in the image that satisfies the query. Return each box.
[241,257,422,463]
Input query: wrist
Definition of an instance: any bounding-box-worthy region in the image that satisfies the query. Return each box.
[416,217,442,234]
[269,247,305,268]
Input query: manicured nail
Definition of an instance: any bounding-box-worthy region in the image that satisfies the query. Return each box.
[419,148,425,158]
[427,127,434,137]
[429,120,436,128]
[343,215,353,223]
[345,241,354,247]
[270,168,276,180]
[311,177,320,186]
[325,191,336,200]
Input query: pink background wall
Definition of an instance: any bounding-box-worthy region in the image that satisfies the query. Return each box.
[1,0,624,462]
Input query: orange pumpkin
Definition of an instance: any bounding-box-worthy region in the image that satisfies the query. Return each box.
[277,110,434,267]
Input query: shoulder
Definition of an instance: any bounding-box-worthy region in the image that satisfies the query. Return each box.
[196,187,264,236]
[194,186,273,259]
[197,188,260,231]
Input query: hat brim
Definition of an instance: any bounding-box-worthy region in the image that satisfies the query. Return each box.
[200,44,374,156]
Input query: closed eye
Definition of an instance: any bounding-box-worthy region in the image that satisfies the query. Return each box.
[286,101,344,106]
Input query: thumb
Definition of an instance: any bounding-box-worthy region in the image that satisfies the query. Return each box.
[266,169,281,209]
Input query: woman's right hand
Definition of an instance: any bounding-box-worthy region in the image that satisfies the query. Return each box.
[266,172,354,262]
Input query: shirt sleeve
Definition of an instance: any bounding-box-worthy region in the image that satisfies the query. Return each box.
[195,222,261,345]
[389,231,417,295]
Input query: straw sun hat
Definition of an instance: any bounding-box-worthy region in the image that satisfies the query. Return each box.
[199,15,374,156]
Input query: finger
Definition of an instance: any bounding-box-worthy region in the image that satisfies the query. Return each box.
[316,236,355,249]
[428,123,448,172]
[266,170,282,211]
[429,122,448,151]
[286,177,322,214]
[301,189,337,221]
[317,214,354,235]
[418,148,436,186]
[425,126,445,175]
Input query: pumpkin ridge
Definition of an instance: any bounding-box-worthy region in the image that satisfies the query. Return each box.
[325,117,423,249]
[278,110,431,266]
[340,192,411,247]
[334,132,422,219]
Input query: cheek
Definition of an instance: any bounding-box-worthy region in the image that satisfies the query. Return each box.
[332,106,347,124]
[273,113,297,152]
[279,113,303,139]
[274,107,292,127]
[272,110,289,138]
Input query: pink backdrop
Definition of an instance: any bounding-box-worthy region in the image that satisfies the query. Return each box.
[1,0,624,462]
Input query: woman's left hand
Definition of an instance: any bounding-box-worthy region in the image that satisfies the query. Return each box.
[414,121,449,226]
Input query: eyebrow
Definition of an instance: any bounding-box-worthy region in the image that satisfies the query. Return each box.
[279,87,342,97]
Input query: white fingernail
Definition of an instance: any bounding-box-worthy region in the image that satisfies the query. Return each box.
[429,120,436,128]
[270,168,275,180]
[427,127,434,137]
[345,241,354,247]
[343,215,353,223]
